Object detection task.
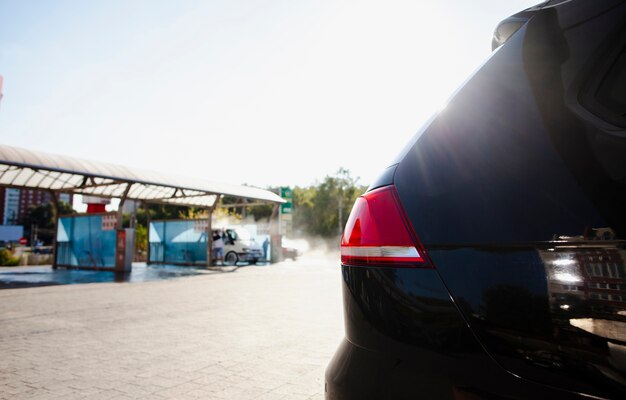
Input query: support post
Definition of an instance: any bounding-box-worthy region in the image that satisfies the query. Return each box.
[145,202,151,265]
[206,195,221,267]
[268,203,279,234]
[115,184,133,272]
[268,203,280,263]
[130,200,137,228]
[206,208,213,267]
[116,183,132,230]
[49,191,60,269]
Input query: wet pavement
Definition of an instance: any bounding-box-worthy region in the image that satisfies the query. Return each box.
[0,253,343,399]
[0,263,238,289]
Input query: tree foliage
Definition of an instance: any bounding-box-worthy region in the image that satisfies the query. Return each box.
[292,168,366,238]
[0,249,20,266]
[134,224,147,253]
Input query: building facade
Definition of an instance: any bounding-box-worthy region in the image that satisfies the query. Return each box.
[0,187,72,225]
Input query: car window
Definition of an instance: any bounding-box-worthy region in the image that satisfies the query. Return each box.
[595,49,626,125]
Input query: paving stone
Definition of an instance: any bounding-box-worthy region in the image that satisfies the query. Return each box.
[0,254,342,399]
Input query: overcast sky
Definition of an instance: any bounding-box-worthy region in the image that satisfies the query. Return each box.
[0,0,539,189]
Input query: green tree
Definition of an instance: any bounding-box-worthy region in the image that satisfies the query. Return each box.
[245,203,275,222]
[134,224,147,254]
[146,204,184,221]
[292,168,366,238]
[0,249,20,266]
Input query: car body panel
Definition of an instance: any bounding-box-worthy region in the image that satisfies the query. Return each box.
[327,0,626,398]
[393,1,626,398]
[327,267,590,400]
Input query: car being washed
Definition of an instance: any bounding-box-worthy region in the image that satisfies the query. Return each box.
[215,227,264,265]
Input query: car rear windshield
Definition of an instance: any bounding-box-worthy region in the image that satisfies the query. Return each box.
[595,49,626,126]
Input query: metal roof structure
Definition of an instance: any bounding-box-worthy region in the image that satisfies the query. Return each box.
[0,144,284,207]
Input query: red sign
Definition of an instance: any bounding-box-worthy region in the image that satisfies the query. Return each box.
[18,237,27,245]
[102,214,117,231]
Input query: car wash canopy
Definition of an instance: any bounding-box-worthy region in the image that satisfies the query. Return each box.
[0,144,284,207]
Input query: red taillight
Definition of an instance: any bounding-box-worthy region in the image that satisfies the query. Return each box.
[341,185,429,268]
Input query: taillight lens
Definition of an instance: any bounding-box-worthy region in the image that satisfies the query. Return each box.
[341,185,430,268]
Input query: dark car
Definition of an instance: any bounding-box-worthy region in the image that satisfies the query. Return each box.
[325,1,626,399]
[281,246,300,261]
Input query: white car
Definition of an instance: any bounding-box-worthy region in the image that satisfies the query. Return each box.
[215,227,264,265]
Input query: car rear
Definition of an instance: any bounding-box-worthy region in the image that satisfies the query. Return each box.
[326,0,626,399]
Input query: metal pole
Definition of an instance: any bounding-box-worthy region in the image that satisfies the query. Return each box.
[49,191,60,269]
[145,202,152,265]
[116,183,132,230]
[268,203,279,263]
[206,207,213,267]
[206,195,221,267]
[268,203,279,234]
[130,200,137,228]
[115,183,132,272]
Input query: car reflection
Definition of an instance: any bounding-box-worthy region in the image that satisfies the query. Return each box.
[531,234,626,388]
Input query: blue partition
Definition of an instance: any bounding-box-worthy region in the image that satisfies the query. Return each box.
[56,214,117,268]
[149,220,207,265]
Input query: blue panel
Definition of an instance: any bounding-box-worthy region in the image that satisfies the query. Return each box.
[56,215,116,268]
[149,220,207,264]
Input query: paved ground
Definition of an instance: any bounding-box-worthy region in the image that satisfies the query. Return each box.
[0,253,344,399]
[0,263,211,289]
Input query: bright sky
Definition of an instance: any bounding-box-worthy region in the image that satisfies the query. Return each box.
[0,0,539,189]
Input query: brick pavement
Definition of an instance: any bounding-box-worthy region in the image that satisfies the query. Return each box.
[0,253,344,399]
